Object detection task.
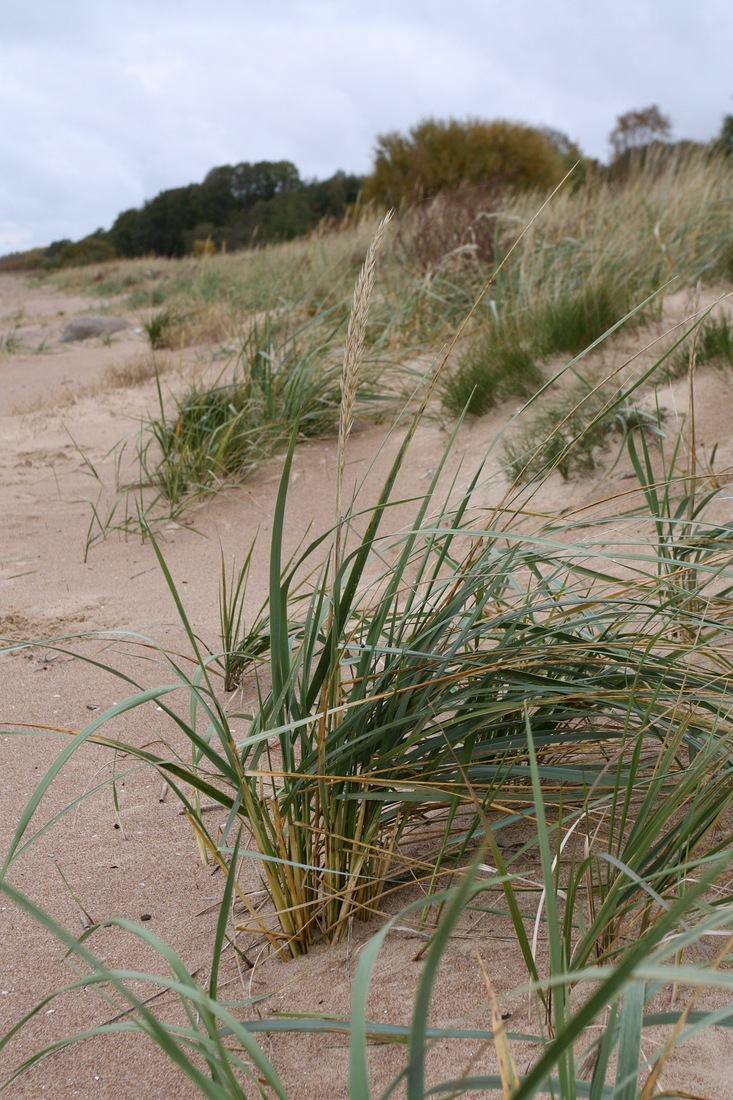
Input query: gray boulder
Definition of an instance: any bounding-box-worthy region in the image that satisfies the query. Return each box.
[60,315,131,343]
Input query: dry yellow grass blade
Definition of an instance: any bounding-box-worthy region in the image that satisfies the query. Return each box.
[183,808,292,961]
[476,946,520,1099]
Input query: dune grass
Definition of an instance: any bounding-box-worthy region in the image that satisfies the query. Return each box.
[665,309,733,379]
[501,378,665,484]
[441,150,733,418]
[441,277,641,417]
[39,149,733,528]
[4,157,733,1095]
[137,311,345,506]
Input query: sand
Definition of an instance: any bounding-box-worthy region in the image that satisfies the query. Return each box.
[1,271,733,1098]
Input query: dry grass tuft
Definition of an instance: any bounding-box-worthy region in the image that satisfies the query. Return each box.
[103,354,175,390]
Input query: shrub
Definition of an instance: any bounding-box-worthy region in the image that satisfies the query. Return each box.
[53,232,116,268]
[193,237,217,258]
[366,117,567,206]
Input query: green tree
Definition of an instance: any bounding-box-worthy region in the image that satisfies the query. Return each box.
[78,160,362,260]
[196,166,236,224]
[230,160,302,207]
[135,186,198,256]
[539,126,590,185]
[308,171,363,219]
[109,208,144,257]
[365,117,567,205]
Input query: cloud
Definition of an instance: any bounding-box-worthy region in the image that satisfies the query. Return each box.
[1,0,730,253]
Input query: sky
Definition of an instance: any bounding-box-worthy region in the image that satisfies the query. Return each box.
[1,0,731,254]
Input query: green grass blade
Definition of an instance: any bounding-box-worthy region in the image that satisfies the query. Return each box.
[613,980,644,1100]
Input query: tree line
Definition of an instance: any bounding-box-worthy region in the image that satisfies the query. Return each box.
[43,163,363,267]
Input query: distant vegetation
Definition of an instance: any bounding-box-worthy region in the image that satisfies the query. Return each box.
[1,106,732,272]
[1,163,363,270]
[106,162,364,258]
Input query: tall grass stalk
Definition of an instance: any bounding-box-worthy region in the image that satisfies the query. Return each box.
[334,210,393,572]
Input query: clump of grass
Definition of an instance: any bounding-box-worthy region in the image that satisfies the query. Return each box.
[103,354,173,390]
[0,325,21,354]
[534,278,636,356]
[141,374,260,504]
[441,327,541,416]
[143,308,177,349]
[666,311,733,378]
[697,312,733,362]
[135,274,401,513]
[503,382,664,482]
[127,281,168,309]
[136,311,347,508]
[442,278,640,418]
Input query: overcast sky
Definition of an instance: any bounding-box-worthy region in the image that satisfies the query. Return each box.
[1,0,730,254]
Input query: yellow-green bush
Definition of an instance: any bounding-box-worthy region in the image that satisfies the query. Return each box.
[365,116,568,205]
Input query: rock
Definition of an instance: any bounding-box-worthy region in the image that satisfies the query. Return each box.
[60,315,131,342]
